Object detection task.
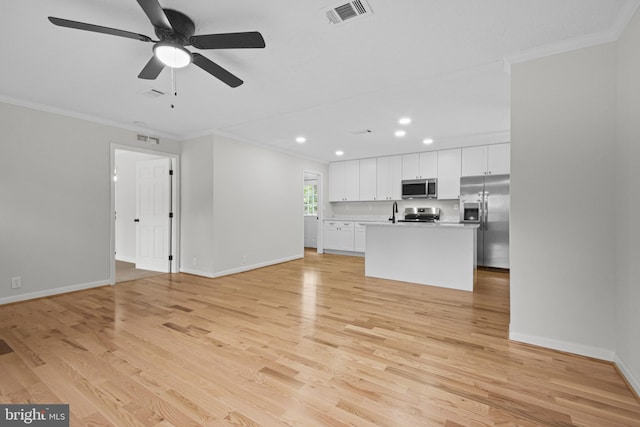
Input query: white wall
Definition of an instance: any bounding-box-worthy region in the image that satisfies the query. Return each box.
[179,134,328,277]
[615,9,640,393]
[510,43,618,359]
[180,135,215,276]
[0,102,180,303]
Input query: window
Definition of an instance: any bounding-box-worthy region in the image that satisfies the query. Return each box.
[303,183,318,216]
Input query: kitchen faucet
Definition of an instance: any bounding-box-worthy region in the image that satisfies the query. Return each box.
[390,201,398,223]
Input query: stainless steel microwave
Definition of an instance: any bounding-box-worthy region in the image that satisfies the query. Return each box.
[401,178,437,199]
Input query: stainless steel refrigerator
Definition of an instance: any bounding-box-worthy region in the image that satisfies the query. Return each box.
[459,174,510,268]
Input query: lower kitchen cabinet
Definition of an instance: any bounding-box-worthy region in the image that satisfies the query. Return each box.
[354,222,367,252]
[323,220,355,251]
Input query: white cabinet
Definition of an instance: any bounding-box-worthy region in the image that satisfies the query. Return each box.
[376,155,402,200]
[402,152,438,180]
[437,148,461,200]
[354,222,367,252]
[359,158,377,201]
[329,160,359,202]
[461,146,487,177]
[461,143,510,176]
[323,220,355,251]
[487,143,510,175]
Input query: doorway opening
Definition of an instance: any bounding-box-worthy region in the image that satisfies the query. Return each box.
[303,170,323,254]
[110,145,179,284]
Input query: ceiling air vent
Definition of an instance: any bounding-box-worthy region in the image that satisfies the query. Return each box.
[323,0,373,24]
[139,88,166,99]
[350,129,373,135]
[137,134,160,144]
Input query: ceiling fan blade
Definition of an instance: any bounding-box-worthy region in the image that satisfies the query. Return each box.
[192,53,243,88]
[138,56,165,80]
[190,32,265,50]
[136,0,172,31]
[48,17,153,42]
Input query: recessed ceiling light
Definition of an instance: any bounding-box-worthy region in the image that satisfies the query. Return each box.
[296,136,306,143]
[335,150,344,156]
[423,138,434,145]
[395,130,406,137]
[398,117,411,125]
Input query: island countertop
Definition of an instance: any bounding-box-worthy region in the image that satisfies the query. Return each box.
[365,221,479,228]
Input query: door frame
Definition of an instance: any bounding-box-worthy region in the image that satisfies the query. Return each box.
[303,169,323,254]
[110,144,180,284]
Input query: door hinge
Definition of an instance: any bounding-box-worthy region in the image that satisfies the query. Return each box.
[169,212,173,218]
[169,255,173,261]
[169,170,174,176]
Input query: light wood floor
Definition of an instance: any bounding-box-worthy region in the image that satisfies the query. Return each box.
[1,250,638,426]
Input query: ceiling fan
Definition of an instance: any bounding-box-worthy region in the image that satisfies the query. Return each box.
[48,0,265,88]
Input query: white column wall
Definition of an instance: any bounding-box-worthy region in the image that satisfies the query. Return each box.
[510,43,617,359]
[615,8,640,393]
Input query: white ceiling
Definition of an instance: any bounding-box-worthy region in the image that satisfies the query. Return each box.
[1,0,637,162]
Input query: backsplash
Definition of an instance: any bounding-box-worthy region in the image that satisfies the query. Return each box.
[327,199,461,222]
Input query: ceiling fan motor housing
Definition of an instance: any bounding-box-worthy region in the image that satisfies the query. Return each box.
[156,9,195,44]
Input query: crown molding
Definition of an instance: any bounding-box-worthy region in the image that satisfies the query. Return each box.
[0,94,180,141]
[503,1,640,73]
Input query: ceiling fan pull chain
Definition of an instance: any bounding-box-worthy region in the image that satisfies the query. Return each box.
[170,67,177,109]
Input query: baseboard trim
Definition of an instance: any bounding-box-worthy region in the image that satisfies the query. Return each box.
[509,331,615,361]
[180,254,303,279]
[324,249,365,257]
[179,267,216,278]
[0,279,111,306]
[614,354,640,399]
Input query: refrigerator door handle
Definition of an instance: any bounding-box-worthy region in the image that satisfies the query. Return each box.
[484,192,489,230]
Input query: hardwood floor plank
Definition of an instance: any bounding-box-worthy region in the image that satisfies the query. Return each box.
[1,250,639,426]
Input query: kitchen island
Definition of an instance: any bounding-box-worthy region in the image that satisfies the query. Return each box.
[365,222,478,291]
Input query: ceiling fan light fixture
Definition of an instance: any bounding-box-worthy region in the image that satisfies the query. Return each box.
[154,42,192,68]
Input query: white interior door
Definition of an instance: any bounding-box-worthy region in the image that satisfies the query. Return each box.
[136,158,171,272]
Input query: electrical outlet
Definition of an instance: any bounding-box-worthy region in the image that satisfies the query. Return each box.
[11,277,22,289]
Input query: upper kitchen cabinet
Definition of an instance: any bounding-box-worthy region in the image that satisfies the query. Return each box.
[401,152,438,180]
[437,148,462,200]
[359,157,377,201]
[461,143,510,176]
[329,160,360,202]
[487,143,510,175]
[377,155,402,200]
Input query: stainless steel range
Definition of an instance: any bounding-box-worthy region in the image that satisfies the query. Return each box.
[398,207,440,222]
